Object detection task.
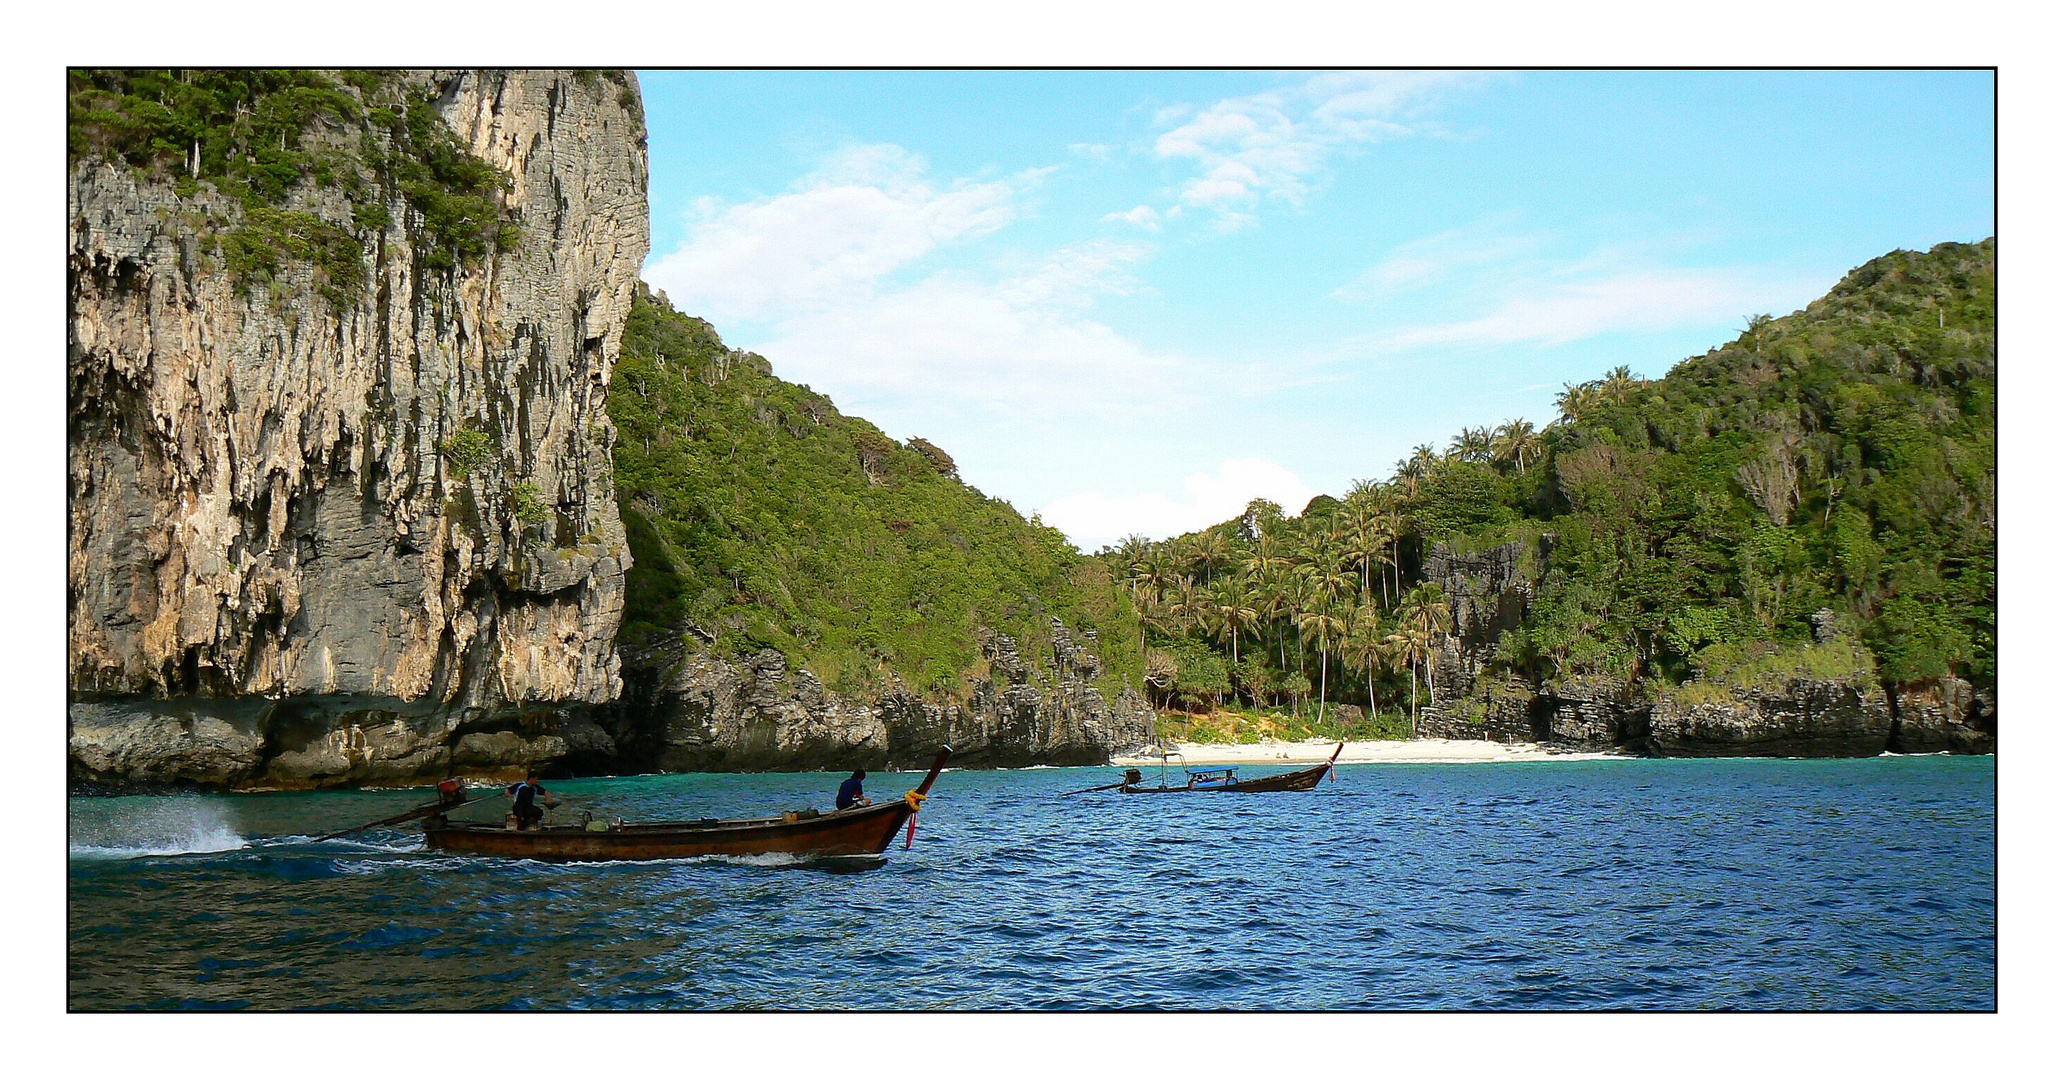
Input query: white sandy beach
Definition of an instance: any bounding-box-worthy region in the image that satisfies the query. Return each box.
[1111,737,1633,767]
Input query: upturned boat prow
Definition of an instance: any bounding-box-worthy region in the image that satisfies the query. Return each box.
[421,745,953,862]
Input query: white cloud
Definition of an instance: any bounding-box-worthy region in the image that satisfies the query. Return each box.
[1333,219,1542,299]
[1040,459,1319,550]
[644,143,1020,323]
[643,146,1225,437]
[1153,71,1485,218]
[1068,142,1111,159]
[1332,221,1834,349]
[1101,204,1161,230]
[754,242,1187,416]
[996,240,1154,307]
[1386,267,1828,348]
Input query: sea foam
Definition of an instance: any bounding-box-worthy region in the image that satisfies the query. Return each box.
[69,799,250,859]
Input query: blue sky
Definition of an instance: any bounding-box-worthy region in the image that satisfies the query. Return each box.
[635,69,1994,551]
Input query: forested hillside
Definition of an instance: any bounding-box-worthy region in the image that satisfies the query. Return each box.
[609,285,1142,702]
[1113,239,1995,737]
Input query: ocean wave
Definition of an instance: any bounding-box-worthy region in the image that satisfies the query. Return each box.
[68,800,250,859]
[68,827,249,860]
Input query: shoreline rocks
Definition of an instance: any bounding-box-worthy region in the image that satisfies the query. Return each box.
[1648,678,1893,758]
[621,621,1154,774]
[1420,538,1995,759]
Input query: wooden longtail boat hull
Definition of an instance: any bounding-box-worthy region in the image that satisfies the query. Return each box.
[1118,743,1342,794]
[422,746,950,863]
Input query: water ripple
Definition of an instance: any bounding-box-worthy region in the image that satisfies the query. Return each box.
[69,755,1994,1010]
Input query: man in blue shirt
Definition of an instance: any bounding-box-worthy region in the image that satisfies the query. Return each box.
[836,769,871,810]
[508,773,550,829]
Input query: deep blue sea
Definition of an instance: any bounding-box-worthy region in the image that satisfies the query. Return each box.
[67,755,1994,1010]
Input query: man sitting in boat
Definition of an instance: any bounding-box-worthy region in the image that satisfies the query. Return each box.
[508,773,552,830]
[836,769,872,810]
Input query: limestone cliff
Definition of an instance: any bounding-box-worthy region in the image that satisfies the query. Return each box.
[1419,538,1993,757]
[615,619,1155,772]
[1647,676,1892,758]
[68,70,650,787]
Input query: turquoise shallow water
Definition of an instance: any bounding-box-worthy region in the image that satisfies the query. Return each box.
[67,755,1994,1010]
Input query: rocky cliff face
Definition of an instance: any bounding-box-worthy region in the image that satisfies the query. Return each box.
[1648,678,1892,758]
[69,70,650,788]
[619,619,1155,772]
[1419,538,1992,757]
[1887,678,1996,755]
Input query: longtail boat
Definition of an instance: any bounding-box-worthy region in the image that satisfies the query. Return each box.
[1109,742,1342,794]
[419,746,952,862]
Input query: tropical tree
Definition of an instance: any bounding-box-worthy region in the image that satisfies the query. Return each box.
[1296,600,1349,727]
[1204,576,1259,669]
[1492,419,1540,476]
[1556,381,1600,423]
[1398,581,1454,714]
[1115,533,1151,566]
[1339,503,1383,605]
[1600,364,1644,405]
[1341,601,1390,722]
[1449,426,1494,463]
[1378,628,1418,735]
[1193,528,1232,587]
[1168,577,1205,636]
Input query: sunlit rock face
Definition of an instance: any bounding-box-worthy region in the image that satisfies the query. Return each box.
[622,622,1155,773]
[69,70,649,788]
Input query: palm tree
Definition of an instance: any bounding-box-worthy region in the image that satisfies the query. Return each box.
[1137,591,1184,645]
[1130,547,1174,598]
[1255,564,1295,670]
[1168,577,1204,636]
[1743,313,1774,353]
[1283,567,1319,684]
[1492,419,1539,476]
[1344,502,1400,608]
[1398,443,1438,477]
[1341,602,1389,724]
[1240,497,1285,540]
[1339,504,1380,605]
[1398,581,1454,721]
[1555,381,1599,423]
[1296,600,1348,728]
[1601,364,1644,405]
[1168,536,1201,585]
[1243,530,1289,581]
[1448,426,1493,463]
[1205,576,1259,669]
[1373,507,1404,605]
[1193,529,1232,587]
[1115,533,1152,574]
[1128,548,1178,653]
[1378,628,1417,735]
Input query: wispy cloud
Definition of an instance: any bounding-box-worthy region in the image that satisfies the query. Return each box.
[1387,266,1828,348]
[1338,220,1833,349]
[1101,204,1161,230]
[645,144,1023,323]
[1153,71,1489,221]
[646,145,1215,423]
[755,241,1193,418]
[1040,458,1318,549]
[1332,218,1543,299]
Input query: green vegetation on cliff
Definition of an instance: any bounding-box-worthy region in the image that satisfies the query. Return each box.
[1117,239,1995,723]
[609,286,1142,700]
[67,68,529,299]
